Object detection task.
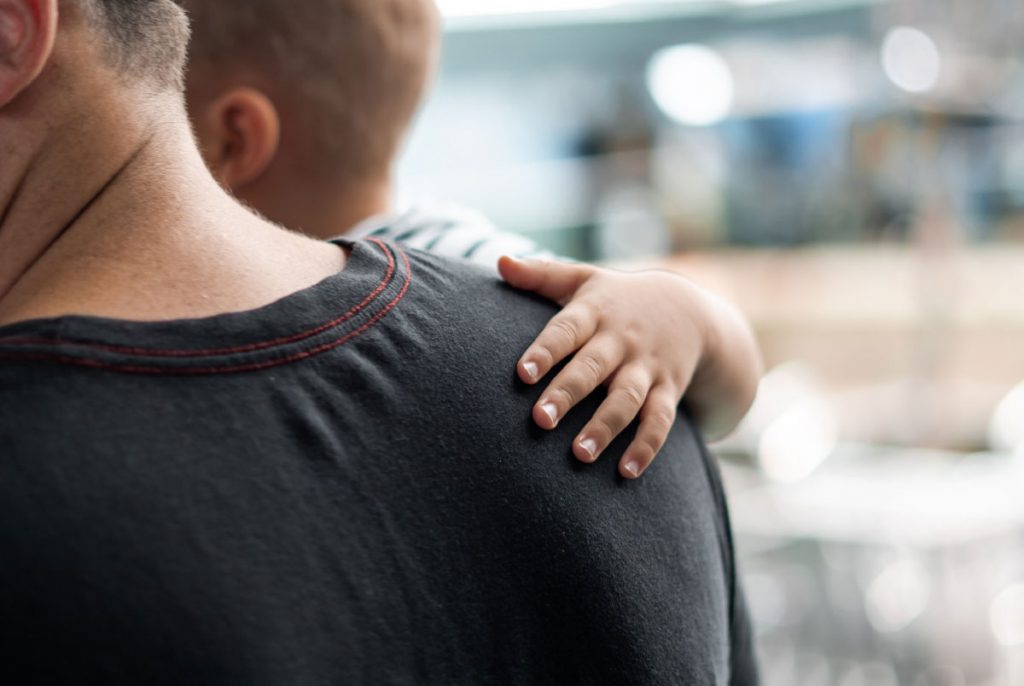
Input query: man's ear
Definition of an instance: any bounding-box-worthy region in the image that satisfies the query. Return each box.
[0,0,57,107]
[194,87,282,192]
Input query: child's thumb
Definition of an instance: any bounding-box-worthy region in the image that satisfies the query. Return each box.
[498,256,590,303]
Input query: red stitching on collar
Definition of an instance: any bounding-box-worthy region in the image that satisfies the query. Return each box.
[0,240,413,375]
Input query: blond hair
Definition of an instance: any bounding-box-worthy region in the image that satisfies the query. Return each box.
[181,0,441,181]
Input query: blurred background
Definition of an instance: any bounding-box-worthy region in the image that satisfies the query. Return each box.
[397,1,1024,684]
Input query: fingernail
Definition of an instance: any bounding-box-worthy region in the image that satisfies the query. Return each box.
[623,460,641,479]
[540,402,558,426]
[579,438,598,461]
[523,361,539,381]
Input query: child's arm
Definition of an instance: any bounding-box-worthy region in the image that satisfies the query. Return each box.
[499,257,763,480]
[365,204,762,478]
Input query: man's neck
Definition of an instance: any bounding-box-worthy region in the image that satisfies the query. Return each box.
[0,88,156,309]
[0,98,344,327]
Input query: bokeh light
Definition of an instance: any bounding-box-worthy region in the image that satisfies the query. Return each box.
[990,583,1024,646]
[865,558,931,633]
[989,381,1024,453]
[646,45,735,127]
[758,399,838,483]
[881,26,942,94]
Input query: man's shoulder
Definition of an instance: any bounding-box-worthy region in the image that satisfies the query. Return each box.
[395,241,561,343]
[0,363,104,453]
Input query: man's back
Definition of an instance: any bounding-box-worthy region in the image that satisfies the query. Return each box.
[0,240,756,685]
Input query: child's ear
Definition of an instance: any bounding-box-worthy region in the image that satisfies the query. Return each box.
[0,0,57,108]
[196,87,281,192]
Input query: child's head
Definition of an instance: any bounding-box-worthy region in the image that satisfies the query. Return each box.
[180,0,442,237]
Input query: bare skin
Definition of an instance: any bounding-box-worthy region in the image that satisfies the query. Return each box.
[185,62,392,241]
[0,1,343,328]
[182,12,763,477]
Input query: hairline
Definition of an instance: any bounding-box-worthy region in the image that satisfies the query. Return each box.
[79,0,192,93]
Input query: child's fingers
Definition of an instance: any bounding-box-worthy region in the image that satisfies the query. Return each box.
[498,256,595,305]
[531,336,625,430]
[569,365,653,463]
[619,386,678,480]
[518,303,599,385]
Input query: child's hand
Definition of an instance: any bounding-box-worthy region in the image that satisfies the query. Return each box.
[498,256,761,480]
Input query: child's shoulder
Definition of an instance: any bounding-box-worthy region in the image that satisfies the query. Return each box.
[348,202,498,244]
[347,202,552,270]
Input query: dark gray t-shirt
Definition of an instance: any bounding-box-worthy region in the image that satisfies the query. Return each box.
[0,239,757,685]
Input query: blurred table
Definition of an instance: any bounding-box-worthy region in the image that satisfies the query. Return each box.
[621,245,1024,450]
[721,446,1024,686]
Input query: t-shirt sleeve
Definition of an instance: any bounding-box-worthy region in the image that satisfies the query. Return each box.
[727,571,759,684]
[353,204,558,273]
[695,432,761,685]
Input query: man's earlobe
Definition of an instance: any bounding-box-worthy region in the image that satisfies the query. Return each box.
[0,0,57,107]
[206,88,282,192]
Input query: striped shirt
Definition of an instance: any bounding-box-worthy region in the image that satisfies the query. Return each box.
[347,203,556,272]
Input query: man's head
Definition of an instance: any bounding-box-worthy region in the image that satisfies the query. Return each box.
[77,0,190,91]
[180,0,442,237]
[0,0,194,314]
[0,0,189,166]
[0,0,188,108]
[0,0,191,189]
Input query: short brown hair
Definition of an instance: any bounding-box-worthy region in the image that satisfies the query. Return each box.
[78,0,191,91]
[180,0,441,181]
